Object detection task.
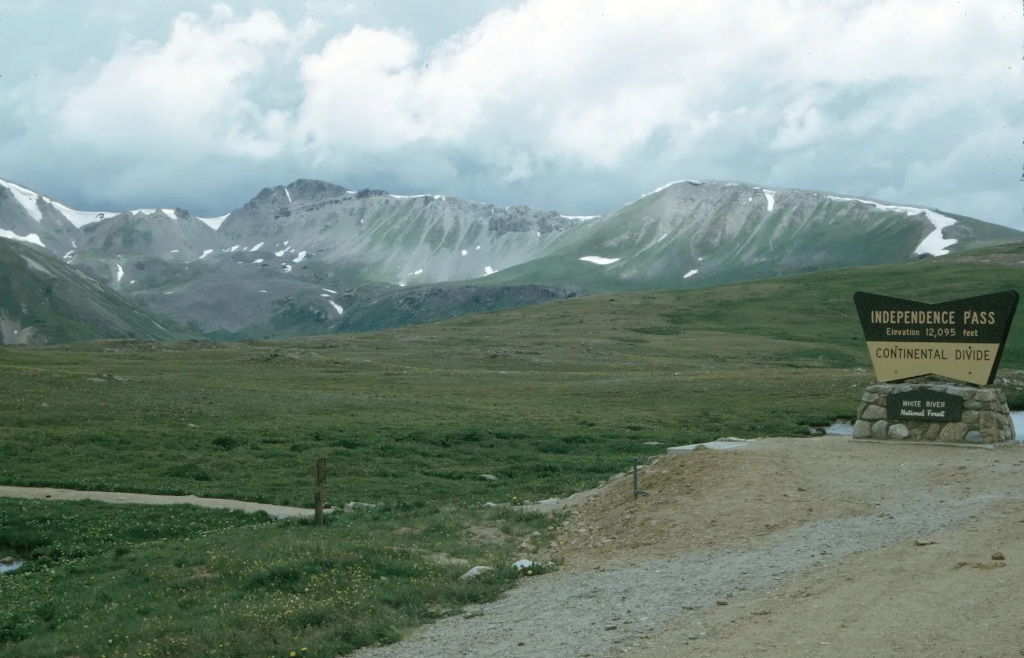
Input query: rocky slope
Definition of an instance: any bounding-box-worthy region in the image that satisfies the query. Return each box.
[492,181,1023,291]
[1,175,1021,342]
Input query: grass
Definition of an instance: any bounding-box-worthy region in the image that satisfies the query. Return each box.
[3,247,1024,655]
[0,337,862,505]
[0,498,551,657]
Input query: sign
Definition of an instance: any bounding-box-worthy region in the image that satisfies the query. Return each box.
[854,290,1018,386]
[887,389,963,422]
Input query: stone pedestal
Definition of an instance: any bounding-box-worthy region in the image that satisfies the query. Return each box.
[853,383,1015,444]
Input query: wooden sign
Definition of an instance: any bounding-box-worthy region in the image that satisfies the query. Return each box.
[853,291,1018,386]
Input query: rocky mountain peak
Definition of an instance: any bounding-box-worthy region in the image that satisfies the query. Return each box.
[287,179,348,203]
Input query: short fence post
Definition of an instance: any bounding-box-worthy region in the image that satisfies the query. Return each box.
[633,457,649,500]
[314,456,326,526]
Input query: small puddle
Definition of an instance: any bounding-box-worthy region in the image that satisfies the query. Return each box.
[824,420,854,436]
[1012,412,1024,441]
[0,560,24,574]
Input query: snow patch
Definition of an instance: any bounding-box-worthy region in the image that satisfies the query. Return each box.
[229,245,240,252]
[656,233,668,243]
[412,269,423,276]
[389,193,446,200]
[161,209,176,219]
[0,179,43,221]
[827,195,958,256]
[116,264,124,282]
[651,180,702,195]
[684,269,699,278]
[50,201,119,228]
[320,293,329,297]
[253,259,264,264]
[250,242,264,252]
[628,179,704,204]
[322,288,337,294]
[285,187,292,203]
[292,251,307,263]
[461,249,468,256]
[275,248,287,257]
[282,264,292,273]
[63,250,74,259]
[560,214,599,220]
[199,249,214,259]
[763,189,776,212]
[579,256,620,265]
[329,301,344,315]
[484,266,497,276]
[915,212,958,256]
[0,229,44,247]
[170,249,179,254]
[198,214,229,230]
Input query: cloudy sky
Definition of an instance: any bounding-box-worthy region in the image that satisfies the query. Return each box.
[0,1,1020,227]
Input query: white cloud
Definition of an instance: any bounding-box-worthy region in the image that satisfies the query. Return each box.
[297,26,426,150]
[1,0,1018,227]
[771,97,827,150]
[292,0,1019,173]
[57,5,298,159]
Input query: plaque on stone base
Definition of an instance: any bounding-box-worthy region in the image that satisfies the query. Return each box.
[854,383,1014,445]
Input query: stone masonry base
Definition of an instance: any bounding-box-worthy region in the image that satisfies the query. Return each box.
[854,383,1015,444]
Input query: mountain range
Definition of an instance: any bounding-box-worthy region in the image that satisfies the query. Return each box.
[1,175,1020,345]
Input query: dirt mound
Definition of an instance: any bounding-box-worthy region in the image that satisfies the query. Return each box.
[542,439,872,570]
[541,436,1012,572]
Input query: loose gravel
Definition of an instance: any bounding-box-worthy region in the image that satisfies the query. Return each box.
[352,439,1023,658]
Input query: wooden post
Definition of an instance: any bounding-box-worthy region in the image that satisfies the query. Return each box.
[314,456,326,526]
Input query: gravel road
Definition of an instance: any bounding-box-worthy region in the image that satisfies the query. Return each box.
[0,485,316,519]
[351,436,1024,658]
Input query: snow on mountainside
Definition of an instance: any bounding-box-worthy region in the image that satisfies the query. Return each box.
[199,214,230,230]
[490,180,1023,291]
[0,177,117,227]
[824,194,958,256]
[0,228,45,247]
[2,175,1022,341]
[216,179,581,286]
[0,177,227,231]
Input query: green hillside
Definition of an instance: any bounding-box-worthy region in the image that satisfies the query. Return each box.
[0,240,187,345]
[4,243,1024,499]
[3,243,1024,657]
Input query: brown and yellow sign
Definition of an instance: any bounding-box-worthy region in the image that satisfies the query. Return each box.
[853,291,1018,385]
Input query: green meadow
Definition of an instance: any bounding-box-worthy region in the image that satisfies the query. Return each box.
[3,248,1024,657]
